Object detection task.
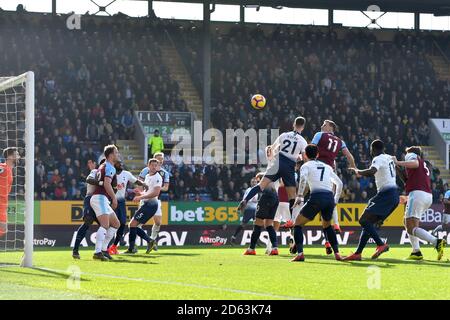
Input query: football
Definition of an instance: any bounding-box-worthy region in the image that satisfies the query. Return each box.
[251,94,266,110]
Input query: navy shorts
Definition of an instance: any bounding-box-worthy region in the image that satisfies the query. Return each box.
[242,206,256,224]
[133,200,158,225]
[255,189,279,220]
[365,187,399,218]
[265,154,296,187]
[301,191,335,221]
[115,199,127,224]
[82,196,99,225]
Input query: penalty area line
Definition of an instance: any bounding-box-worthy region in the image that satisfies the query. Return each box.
[34,267,304,300]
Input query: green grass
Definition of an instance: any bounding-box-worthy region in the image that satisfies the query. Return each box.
[0,246,449,300]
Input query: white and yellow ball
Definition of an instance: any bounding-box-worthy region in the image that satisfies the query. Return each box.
[251,94,266,110]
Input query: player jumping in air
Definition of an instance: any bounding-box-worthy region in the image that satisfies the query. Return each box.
[311,120,356,240]
[344,140,399,261]
[266,178,290,254]
[137,152,169,252]
[291,144,343,262]
[393,146,446,260]
[238,117,307,221]
[231,177,258,245]
[107,161,147,255]
[72,159,104,259]
[0,147,20,238]
[124,158,162,254]
[90,145,121,261]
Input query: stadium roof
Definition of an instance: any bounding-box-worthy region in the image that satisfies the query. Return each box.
[143,0,450,15]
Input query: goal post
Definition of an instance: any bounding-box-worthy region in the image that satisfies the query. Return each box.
[0,71,34,268]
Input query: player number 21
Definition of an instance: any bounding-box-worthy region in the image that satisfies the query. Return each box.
[281,140,298,155]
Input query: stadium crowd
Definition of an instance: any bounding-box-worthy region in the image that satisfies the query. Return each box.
[169,23,449,202]
[0,14,188,200]
[0,13,448,202]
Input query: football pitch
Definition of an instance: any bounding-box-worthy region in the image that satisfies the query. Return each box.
[0,246,448,300]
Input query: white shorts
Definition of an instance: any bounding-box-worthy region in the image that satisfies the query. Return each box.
[274,202,290,223]
[405,190,432,220]
[155,199,162,217]
[90,194,114,217]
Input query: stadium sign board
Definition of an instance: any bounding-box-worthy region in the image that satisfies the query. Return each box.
[136,111,193,143]
[31,201,447,228]
[166,202,406,226]
[31,225,450,248]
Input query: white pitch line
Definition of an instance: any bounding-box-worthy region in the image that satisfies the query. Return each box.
[34,267,304,300]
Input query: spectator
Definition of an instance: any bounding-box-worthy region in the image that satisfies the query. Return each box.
[148,129,164,159]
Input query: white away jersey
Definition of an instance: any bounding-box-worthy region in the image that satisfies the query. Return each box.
[275,131,307,162]
[116,170,138,200]
[142,173,163,202]
[299,160,342,202]
[243,187,258,208]
[86,169,98,196]
[370,154,397,192]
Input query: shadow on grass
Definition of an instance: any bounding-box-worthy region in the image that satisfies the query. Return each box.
[278,253,449,268]
[150,252,201,257]
[0,263,20,267]
[0,268,91,282]
[111,257,158,265]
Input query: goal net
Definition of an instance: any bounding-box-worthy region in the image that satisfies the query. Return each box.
[0,72,34,267]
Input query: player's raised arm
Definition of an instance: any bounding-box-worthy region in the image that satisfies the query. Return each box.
[126,170,149,191]
[392,155,419,169]
[342,147,356,169]
[350,165,377,177]
[134,185,161,201]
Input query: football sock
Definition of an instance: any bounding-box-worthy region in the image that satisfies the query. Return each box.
[293,225,304,254]
[95,226,107,254]
[244,185,261,202]
[233,225,244,238]
[355,229,371,254]
[323,226,339,253]
[409,234,421,252]
[113,223,125,246]
[151,224,160,240]
[136,227,151,243]
[360,221,384,246]
[332,207,339,226]
[102,227,117,251]
[413,227,437,246]
[266,225,278,248]
[74,223,90,252]
[289,199,295,217]
[129,227,137,251]
[432,224,443,235]
[249,225,262,250]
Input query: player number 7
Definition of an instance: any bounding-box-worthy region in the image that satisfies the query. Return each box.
[317,167,325,181]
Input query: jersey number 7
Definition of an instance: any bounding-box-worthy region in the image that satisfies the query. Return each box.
[317,167,325,181]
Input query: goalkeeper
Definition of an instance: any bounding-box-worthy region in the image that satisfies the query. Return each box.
[0,148,20,238]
